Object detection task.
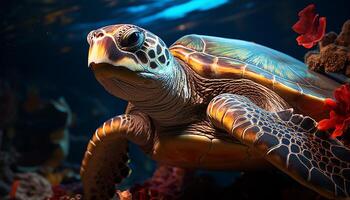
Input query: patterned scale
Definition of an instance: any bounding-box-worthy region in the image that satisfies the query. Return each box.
[207,93,350,199]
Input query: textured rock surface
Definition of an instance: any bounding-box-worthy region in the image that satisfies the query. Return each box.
[305,20,350,77]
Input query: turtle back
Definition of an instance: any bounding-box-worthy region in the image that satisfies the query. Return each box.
[170,35,340,120]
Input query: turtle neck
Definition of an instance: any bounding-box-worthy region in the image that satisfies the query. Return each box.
[130,58,194,127]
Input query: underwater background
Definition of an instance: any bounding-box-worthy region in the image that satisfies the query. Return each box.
[1,0,350,199]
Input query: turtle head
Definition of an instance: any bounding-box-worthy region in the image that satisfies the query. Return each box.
[87,24,179,101]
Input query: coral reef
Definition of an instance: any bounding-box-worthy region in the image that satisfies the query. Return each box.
[292,4,326,49]
[48,183,83,200]
[0,81,80,200]
[115,167,328,200]
[126,165,191,200]
[10,173,53,200]
[123,170,325,200]
[305,20,350,78]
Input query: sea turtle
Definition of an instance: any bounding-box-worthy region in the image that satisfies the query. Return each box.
[81,24,350,200]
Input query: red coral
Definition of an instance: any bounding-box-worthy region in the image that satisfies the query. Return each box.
[47,185,68,200]
[126,166,189,200]
[9,180,20,199]
[46,185,83,200]
[292,4,326,49]
[318,84,350,138]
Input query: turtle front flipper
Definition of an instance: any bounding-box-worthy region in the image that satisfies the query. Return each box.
[80,113,153,200]
[207,93,350,199]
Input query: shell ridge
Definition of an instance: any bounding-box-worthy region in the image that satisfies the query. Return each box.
[172,45,309,93]
[170,35,340,99]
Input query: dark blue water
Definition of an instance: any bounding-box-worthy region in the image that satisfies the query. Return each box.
[1,0,350,194]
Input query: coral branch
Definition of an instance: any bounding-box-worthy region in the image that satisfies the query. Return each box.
[318,84,350,138]
[292,4,326,49]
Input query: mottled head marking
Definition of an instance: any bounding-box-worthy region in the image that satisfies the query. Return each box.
[88,24,172,73]
[86,24,186,103]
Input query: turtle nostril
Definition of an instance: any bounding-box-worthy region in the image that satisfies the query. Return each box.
[94,30,104,38]
[87,30,105,45]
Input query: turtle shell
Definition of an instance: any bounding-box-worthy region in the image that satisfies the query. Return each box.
[170,35,340,120]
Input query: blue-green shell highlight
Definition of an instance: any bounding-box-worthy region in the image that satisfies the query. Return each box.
[173,35,340,98]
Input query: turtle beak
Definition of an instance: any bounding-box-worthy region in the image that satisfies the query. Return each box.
[87,29,143,76]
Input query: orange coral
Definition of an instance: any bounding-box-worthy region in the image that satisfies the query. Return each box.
[318,84,350,138]
[116,190,132,200]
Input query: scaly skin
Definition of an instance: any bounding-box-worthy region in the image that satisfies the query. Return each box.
[80,111,152,200]
[82,24,350,199]
[207,94,350,199]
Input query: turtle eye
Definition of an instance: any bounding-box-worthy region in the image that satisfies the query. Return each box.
[120,28,145,51]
